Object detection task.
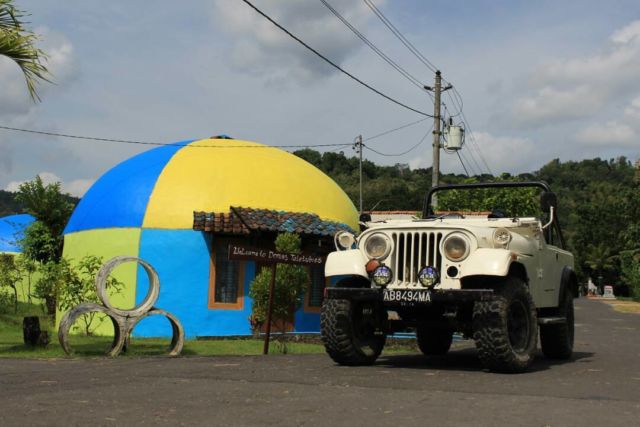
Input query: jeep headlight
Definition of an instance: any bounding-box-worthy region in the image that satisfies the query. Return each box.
[363,233,391,260]
[493,228,511,247]
[335,231,355,250]
[443,233,470,262]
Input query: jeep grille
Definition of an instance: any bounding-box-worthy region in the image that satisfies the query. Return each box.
[390,231,443,286]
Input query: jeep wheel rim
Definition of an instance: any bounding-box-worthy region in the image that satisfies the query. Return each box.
[507,300,531,352]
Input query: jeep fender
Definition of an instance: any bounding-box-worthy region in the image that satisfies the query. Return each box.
[459,248,513,278]
[560,267,579,300]
[324,250,369,279]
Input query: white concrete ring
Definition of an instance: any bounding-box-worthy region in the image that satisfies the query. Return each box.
[57,302,125,357]
[96,256,160,318]
[128,308,185,356]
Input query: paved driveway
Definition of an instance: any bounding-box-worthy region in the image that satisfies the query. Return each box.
[1,298,639,426]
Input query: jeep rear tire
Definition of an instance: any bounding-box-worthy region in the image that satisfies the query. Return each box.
[321,298,386,366]
[416,325,453,356]
[473,277,538,373]
[540,289,574,359]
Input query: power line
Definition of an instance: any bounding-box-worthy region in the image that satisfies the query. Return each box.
[363,125,432,157]
[0,125,349,149]
[363,117,429,142]
[240,0,432,117]
[456,151,470,176]
[360,0,495,176]
[318,0,426,91]
[363,0,438,73]
[0,117,434,152]
[458,149,480,176]
[458,109,494,176]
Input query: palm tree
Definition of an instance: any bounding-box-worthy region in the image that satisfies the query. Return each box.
[0,0,50,101]
[584,242,616,293]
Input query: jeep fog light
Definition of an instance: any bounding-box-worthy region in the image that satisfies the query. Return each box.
[443,234,470,262]
[493,228,511,247]
[364,233,391,259]
[372,265,393,286]
[418,266,439,287]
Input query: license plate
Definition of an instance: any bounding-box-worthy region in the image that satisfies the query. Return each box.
[383,289,432,305]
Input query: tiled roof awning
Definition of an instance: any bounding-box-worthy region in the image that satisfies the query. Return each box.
[193,207,355,237]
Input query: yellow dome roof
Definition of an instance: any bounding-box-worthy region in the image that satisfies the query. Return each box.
[142,138,358,230]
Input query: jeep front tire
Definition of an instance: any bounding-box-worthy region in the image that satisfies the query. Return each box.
[321,298,386,366]
[473,277,538,373]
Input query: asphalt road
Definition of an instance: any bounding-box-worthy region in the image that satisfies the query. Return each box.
[1,298,639,427]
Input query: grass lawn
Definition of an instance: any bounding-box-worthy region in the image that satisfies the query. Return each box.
[601,298,640,314]
[0,302,418,358]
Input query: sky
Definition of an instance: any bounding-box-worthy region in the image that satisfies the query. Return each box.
[1,0,639,197]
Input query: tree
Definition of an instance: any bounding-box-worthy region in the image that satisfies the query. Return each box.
[584,243,616,293]
[15,255,35,302]
[0,253,21,312]
[57,255,123,336]
[0,0,50,101]
[33,259,66,315]
[620,251,640,301]
[16,176,75,263]
[249,233,310,349]
[19,220,59,263]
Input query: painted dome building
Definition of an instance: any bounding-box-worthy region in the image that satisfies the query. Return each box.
[0,214,35,254]
[62,137,358,338]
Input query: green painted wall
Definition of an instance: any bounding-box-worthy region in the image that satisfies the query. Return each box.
[57,228,141,335]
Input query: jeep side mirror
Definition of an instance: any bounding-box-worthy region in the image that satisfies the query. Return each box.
[540,192,558,212]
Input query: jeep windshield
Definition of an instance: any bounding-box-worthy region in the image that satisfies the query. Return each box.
[422,181,551,220]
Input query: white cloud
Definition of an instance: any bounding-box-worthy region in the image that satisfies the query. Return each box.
[37,27,78,84]
[4,172,94,197]
[611,20,640,44]
[624,96,640,120]
[574,96,640,148]
[467,132,535,173]
[510,20,640,128]
[575,121,636,147]
[211,0,383,85]
[408,132,535,175]
[0,27,76,117]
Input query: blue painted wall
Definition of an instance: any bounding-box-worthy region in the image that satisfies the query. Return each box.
[132,229,322,338]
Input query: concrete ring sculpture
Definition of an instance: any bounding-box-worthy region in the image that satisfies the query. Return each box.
[58,302,125,357]
[128,308,185,356]
[96,256,160,318]
[59,256,184,357]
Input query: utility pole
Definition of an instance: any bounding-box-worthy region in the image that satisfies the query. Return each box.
[425,71,451,209]
[354,135,363,214]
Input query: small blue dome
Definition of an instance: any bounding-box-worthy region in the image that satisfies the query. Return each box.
[0,214,35,253]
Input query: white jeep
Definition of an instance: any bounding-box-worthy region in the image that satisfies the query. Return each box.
[320,181,577,373]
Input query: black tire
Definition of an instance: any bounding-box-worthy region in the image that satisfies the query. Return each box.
[416,325,453,356]
[540,289,574,359]
[473,277,538,373]
[320,298,386,366]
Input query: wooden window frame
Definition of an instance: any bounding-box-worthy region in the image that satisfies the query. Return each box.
[304,266,329,314]
[208,237,245,310]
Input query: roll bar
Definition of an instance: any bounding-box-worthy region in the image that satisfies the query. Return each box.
[421,181,566,249]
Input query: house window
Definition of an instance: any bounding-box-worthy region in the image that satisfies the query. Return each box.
[305,265,326,312]
[209,237,244,309]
